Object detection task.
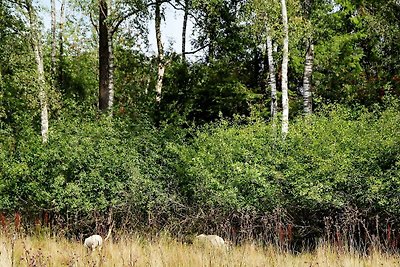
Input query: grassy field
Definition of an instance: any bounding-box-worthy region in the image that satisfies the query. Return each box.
[1,234,400,267]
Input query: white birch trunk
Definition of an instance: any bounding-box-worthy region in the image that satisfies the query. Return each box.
[34,45,49,143]
[303,42,314,114]
[27,2,49,143]
[266,27,277,121]
[51,0,56,79]
[281,0,289,136]
[156,59,166,103]
[58,0,65,85]
[108,35,114,112]
[155,0,165,103]
[107,1,114,113]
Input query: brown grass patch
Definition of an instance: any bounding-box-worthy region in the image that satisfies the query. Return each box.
[0,234,399,267]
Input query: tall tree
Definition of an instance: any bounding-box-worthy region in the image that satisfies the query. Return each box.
[19,0,49,142]
[107,0,115,111]
[247,0,279,121]
[181,0,191,61]
[302,0,314,115]
[266,28,278,121]
[58,0,66,87]
[281,0,289,135]
[155,0,165,103]
[51,0,57,80]
[302,42,313,114]
[98,0,111,111]
[88,0,147,112]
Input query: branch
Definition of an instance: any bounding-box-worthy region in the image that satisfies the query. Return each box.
[5,0,26,8]
[165,0,195,18]
[76,1,98,34]
[89,11,99,34]
[110,1,159,36]
[10,0,30,12]
[166,1,185,11]
[183,43,209,55]
[99,0,107,18]
[104,221,114,241]
[111,9,140,35]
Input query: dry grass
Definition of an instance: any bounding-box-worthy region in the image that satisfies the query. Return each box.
[0,233,399,267]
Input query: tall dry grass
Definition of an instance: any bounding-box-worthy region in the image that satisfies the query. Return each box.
[0,233,400,267]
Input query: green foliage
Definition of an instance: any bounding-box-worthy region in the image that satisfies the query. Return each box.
[160,58,263,125]
[0,117,150,214]
[167,119,282,211]
[167,104,400,218]
[311,0,400,106]
[287,105,400,210]
[58,51,98,103]
[114,47,155,120]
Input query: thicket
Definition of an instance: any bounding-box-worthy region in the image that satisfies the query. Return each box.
[0,102,399,248]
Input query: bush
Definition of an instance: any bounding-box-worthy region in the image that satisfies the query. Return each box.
[1,103,399,243]
[167,119,283,212]
[167,104,400,239]
[0,117,167,217]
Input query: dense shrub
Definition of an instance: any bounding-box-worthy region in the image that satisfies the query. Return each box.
[167,119,283,211]
[0,117,169,222]
[166,104,400,240]
[0,104,399,243]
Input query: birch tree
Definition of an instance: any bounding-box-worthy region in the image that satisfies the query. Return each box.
[92,0,147,112]
[302,42,313,114]
[266,27,278,121]
[51,0,57,80]
[154,0,165,103]
[248,0,279,122]
[281,0,289,136]
[58,0,66,86]
[22,0,49,142]
[302,0,314,115]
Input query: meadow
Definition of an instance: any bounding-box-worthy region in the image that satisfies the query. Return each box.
[1,234,400,267]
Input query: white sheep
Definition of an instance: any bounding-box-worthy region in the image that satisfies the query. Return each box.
[84,223,113,252]
[195,234,226,248]
[84,234,104,251]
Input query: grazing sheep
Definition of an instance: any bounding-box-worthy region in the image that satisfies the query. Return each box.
[195,234,226,248]
[84,223,113,252]
[84,234,103,251]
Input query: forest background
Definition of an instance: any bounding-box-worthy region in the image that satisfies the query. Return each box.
[0,0,400,250]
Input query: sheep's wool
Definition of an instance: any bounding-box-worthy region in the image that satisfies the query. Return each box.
[84,235,103,251]
[195,234,225,247]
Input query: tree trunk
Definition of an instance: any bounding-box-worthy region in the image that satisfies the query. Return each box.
[58,0,65,87]
[281,0,289,136]
[265,27,278,121]
[27,1,49,143]
[205,12,215,63]
[302,0,313,115]
[99,0,110,111]
[34,44,49,143]
[108,32,114,112]
[181,0,190,61]
[155,0,165,103]
[303,42,314,114]
[51,0,56,79]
